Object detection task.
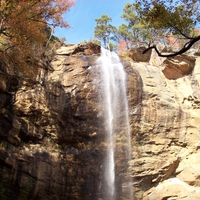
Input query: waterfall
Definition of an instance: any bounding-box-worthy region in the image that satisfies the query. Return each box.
[96,48,133,199]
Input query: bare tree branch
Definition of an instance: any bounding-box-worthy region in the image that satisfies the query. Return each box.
[143,35,200,57]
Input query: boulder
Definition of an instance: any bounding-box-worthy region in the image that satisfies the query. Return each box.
[55,43,101,56]
[162,54,195,79]
[175,152,200,186]
[143,178,200,200]
[128,47,152,62]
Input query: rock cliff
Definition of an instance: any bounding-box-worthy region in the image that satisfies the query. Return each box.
[0,43,200,200]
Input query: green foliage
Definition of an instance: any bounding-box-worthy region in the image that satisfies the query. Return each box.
[121,3,138,27]
[94,14,116,48]
[120,3,152,46]
[140,3,194,32]
[108,42,118,52]
[94,0,200,54]
[136,0,199,37]
[90,39,101,46]
[81,39,100,46]
[118,24,132,42]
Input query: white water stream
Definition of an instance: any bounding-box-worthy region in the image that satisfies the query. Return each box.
[96,48,133,199]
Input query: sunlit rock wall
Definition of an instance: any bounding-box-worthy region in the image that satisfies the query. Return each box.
[0,44,141,200]
[1,44,200,200]
[128,54,200,200]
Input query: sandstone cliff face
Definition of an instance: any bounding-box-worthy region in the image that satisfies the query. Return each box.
[0,44,200,200]
[129,55,200,200]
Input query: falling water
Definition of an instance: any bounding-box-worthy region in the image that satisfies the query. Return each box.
[96,48,133,199]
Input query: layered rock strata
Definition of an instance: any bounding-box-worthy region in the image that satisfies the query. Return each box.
[0,44,200,200]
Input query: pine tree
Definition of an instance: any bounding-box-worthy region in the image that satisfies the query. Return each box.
[94,14,116,48]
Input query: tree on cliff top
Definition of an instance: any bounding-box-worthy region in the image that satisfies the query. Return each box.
[94,14,117,48]
[135,0,200,57]
[120,3,146,47]
[0,0,75,68]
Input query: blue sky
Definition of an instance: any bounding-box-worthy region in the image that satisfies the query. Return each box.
[54,0,133,44]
